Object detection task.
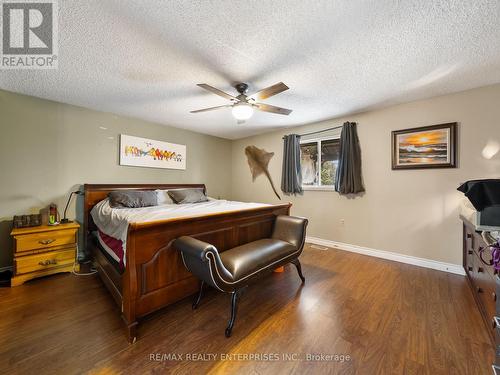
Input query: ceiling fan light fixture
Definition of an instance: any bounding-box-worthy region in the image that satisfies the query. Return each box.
[192,82,291,120]
[232,102,254,121]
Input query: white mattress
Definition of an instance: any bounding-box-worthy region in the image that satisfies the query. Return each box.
[90,198,270,262]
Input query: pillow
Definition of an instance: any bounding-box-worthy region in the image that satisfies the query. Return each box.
[167,188,208,204]
[108,190,158,208]
[155,189,174,205]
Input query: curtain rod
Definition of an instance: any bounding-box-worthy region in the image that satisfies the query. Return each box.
[282,124,344,139]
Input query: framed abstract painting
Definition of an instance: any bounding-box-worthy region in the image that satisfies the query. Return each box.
[119,134,186,170]
[391,122,457,170]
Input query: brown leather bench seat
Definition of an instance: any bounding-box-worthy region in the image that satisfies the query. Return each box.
[220,239,296,281]
[174,215,308,337]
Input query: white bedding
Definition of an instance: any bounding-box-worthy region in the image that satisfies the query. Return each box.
[90,198,270,263]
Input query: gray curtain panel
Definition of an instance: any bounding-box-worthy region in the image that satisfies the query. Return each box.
[335,122,365,194]
[281,134,303,195]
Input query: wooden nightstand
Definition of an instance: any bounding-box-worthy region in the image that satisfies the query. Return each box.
[10,222,80,286]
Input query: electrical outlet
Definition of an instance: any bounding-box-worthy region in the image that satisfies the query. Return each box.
[340,219,345,225]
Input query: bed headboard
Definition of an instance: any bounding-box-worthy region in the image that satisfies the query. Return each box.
[83,183,206,234]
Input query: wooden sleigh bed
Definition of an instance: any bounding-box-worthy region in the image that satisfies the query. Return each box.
[84,183,291,343]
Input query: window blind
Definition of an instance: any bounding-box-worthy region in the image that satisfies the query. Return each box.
[300,127,342,142]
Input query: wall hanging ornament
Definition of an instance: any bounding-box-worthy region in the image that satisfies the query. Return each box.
[245,145,281,200]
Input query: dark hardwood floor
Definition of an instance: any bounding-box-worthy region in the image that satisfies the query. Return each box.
[0,244,494,374]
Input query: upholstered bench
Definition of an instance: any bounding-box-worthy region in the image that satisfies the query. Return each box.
[173,215,308,337]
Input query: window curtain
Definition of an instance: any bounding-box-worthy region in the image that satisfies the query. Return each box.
[281,134,303,195]
[335,122,365,194]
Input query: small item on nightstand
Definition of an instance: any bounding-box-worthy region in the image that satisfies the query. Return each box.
[13,214,42,228]
[60,190,82,224]
[48,203,59,225]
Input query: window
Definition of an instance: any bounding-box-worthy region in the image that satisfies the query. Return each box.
[300,137,340,190]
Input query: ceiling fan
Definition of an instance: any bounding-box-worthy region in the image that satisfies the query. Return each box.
[191,82,292,123]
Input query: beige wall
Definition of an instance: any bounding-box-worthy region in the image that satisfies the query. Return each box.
[0,90,232,269]
[231,84,500,265]
[2,84,499,270]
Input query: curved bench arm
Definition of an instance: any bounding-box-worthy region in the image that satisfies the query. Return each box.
[272,215,309,250]
[173,236,217,261]
[173,236,234,290]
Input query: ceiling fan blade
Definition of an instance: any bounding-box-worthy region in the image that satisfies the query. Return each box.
[197,84,238,101]
[248,82,289,100]
[255,103,292,115]
[190,105,231,113]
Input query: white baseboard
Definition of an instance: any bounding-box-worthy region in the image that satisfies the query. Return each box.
[0,266,13,273]
[306,236,465,276]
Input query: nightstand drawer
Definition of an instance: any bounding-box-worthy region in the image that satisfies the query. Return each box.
[14,229,77,253]
[15,248,75,274]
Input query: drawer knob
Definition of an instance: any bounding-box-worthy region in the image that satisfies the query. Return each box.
[478,267,484,273]
[477,287,483,293]
[39,239,56,245]
[467,233,472,239]
[493,292,497,302]
[468,250,473,255]
[38,259,57,266]
[468,266,473,272]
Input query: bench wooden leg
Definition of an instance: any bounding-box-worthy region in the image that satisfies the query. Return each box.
[291,259,305,283]
[192,281,205,310]
[225,290,240,337]
[125,321,138,344]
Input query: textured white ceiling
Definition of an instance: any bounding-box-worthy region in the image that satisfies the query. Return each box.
[1,0,500,139]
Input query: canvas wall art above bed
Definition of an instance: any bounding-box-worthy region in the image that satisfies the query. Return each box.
[119,134,186,170]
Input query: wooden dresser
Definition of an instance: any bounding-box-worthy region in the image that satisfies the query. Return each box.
[10,223,80,286]
[463,218,498,346]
